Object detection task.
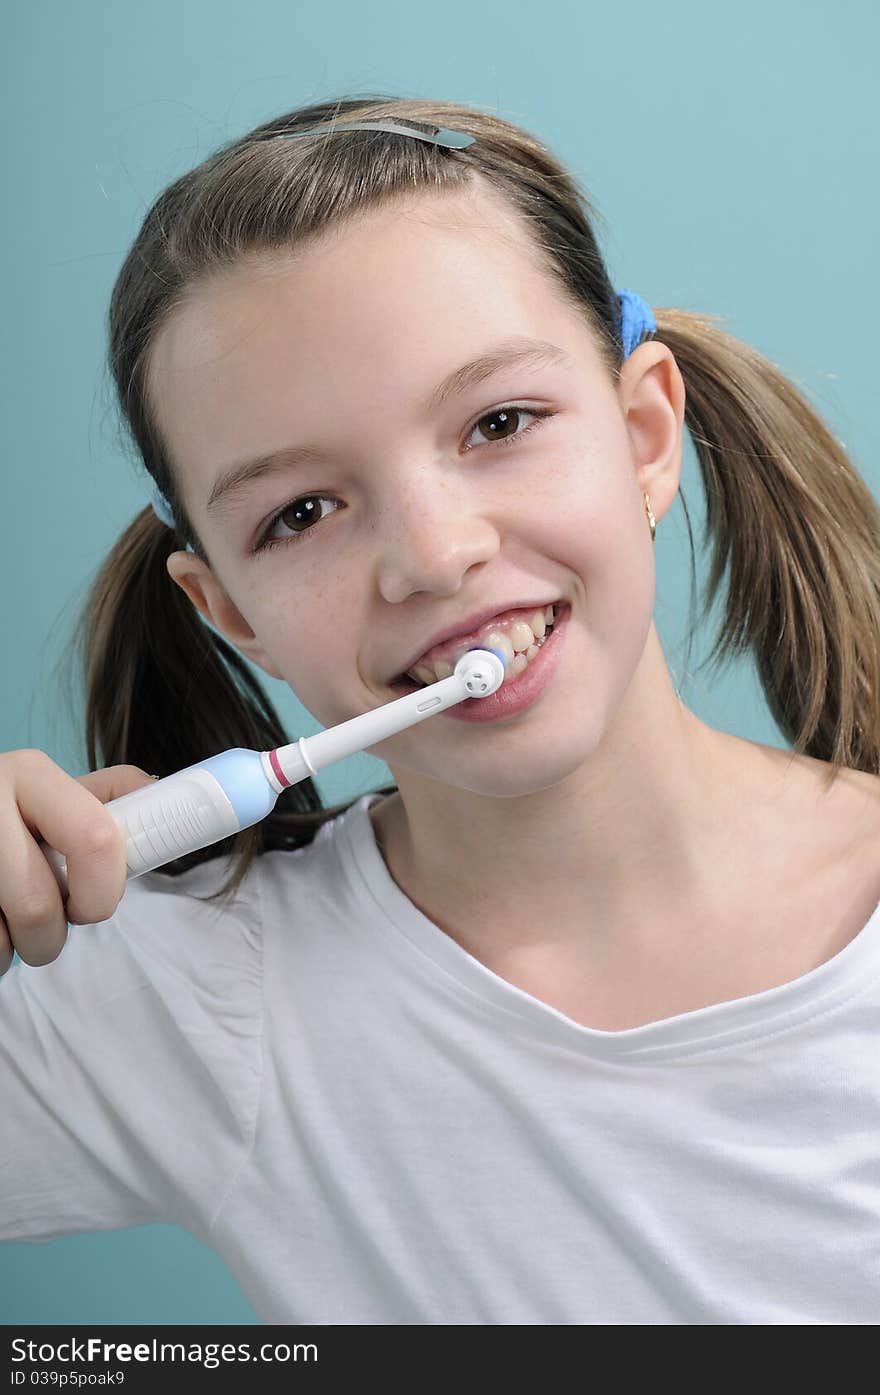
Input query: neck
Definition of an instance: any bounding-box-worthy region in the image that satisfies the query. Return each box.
[369,626,781,969]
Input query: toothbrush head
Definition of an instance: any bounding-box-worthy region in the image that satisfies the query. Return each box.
[453,647,506,698]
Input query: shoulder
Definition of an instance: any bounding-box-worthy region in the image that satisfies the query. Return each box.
[828,764,880,885]
[804,759,880,857]
[769,756,880,969]
[750,740,880,854]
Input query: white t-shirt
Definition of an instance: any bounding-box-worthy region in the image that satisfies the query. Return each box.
[2,792,879,1325]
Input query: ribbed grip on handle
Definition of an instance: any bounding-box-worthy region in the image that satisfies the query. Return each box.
[109,767,242,874]
[40,767,241,904]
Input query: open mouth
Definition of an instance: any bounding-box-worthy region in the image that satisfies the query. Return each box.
[392,601,566,690]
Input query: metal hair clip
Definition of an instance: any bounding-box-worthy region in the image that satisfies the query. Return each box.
[273,120,476,150]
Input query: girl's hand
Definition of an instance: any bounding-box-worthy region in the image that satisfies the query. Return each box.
[0,751,158,972]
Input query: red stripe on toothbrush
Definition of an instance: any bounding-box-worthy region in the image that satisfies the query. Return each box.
[269,747,292,788]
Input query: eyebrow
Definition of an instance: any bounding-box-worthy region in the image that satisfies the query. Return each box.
[205,336,572,517]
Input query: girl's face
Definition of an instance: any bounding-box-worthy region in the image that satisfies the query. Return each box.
[154,178,685,799]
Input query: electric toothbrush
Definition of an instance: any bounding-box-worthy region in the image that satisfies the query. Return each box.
[39,648,506,904]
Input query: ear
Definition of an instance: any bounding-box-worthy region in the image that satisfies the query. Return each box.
[615,341,686,526]
[165,550,285,681]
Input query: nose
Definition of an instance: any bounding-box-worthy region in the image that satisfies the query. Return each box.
[373,472,501,604]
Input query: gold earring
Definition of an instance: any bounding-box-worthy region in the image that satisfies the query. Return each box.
[644,492,656,543]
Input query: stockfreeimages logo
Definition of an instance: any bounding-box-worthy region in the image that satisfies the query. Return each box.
[10,1338,316,1370]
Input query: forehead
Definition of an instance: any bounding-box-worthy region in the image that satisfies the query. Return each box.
[147,181,593,486]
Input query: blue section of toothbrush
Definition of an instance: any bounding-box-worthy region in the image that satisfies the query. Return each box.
[191,750,278,827]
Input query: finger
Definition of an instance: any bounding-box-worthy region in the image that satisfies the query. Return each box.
[6,755,148,951]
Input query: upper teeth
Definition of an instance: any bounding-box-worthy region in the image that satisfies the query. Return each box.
[407,604,557,686]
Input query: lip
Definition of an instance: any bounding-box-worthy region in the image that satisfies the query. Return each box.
[388,602,570,721]
[389,598,563,682]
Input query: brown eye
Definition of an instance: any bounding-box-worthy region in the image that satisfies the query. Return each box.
[475,407,525,443]
[464,405,553,452]
[257,495,340,553]
[279,497,325,534]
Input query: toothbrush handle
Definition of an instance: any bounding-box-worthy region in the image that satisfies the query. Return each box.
[39,749,277,905]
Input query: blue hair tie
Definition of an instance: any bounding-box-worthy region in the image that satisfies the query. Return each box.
[149,482,175,528]
[148,287,655,529]
[617,288,656,358]
[148,482,195,552]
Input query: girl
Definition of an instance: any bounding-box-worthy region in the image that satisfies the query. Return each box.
[2,95,880,1325]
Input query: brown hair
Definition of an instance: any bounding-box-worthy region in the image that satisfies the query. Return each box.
[64,92,880,907]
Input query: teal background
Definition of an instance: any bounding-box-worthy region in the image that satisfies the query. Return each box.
[2,0,878,1324]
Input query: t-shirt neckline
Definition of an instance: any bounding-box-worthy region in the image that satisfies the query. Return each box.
[330,793,880,1063]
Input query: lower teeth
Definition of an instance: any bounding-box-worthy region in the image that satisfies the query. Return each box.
[506,625,553,677]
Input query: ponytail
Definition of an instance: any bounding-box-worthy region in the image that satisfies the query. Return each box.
[655,307,880,788]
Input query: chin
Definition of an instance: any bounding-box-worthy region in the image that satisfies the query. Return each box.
[414,748,594,801]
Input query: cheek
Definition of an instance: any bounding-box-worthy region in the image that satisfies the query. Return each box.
[246,571,358,651]
[255,587,366,724]
[581,510,657,679]
[527,445,630,571]
[539,453,655,639]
